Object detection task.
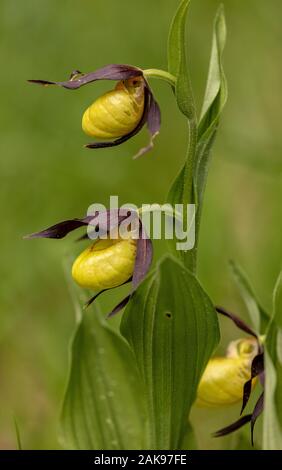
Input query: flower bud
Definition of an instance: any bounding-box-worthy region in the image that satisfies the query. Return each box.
[82,77,145,139]
[72,237,137,290]
[196,338,259,407]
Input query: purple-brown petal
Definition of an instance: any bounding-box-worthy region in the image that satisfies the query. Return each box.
[259,371,265,387]
[28,64,142,89]
[85,123,143,150]
[24,217,92,239]
[132,223,153,290]
[84,277,132,310]
[133,89,161,159]
[147,94,161,136]
[24,208,131,241]
[215,306,259,339]
[213,414,252,438]
[84,289,107,309]
[251,392,264,446]
[241,353,264,415]
[107,295,131,318]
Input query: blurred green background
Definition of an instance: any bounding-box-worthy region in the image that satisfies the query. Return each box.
[0,0,281,449]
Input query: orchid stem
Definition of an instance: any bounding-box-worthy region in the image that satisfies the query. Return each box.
[143,69,176,87]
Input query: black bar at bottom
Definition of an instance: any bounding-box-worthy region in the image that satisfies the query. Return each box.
[0,450,278,466]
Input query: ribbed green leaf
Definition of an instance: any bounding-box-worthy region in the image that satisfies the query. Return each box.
[167,0,197,272]
[167,5,227,274]
[195,5,227,229]
[168,0,195,121]
[168,0,190,77]
[60,306,147,450]
[229,260,269,334]
[121,255,220,449]
[198,5,227,135]
[263,272,282,450]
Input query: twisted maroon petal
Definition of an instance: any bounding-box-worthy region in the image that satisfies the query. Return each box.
[251,392,264,446]
[24,208,130,240]
[213,377,264,446]
[107,295,131,318]
[259,370,265,387]
[241,353,264,415]
[147,95,161,136]
[213,414,252,438]
[24,217,93,239]
[28,64,142,89]
[132,222,153,290]
[215,305,258,339]
[85,278,132,310]
[133,88,161,159]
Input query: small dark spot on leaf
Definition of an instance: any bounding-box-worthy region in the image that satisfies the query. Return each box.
[165,312,172,319]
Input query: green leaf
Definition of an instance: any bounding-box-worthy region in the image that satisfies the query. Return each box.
[120,254,220,449]
[168,0,190,78]
[229,260,269,334]
[198,4,227,136]
[167,5,227,274]
[263,272,282,450]
[168,0,195,121]
[167,0,197,272]
[194,5,227,233]
[60,305,147,450]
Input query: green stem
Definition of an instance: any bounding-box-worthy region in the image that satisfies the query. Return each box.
[143,68,197,273]
[143,69,176,87]
[182,117,198,274]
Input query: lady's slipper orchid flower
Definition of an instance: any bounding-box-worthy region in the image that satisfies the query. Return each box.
[25,208,153,315]
[196,337,259,408]
[197,306,265,445]
[29,64,162,159]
